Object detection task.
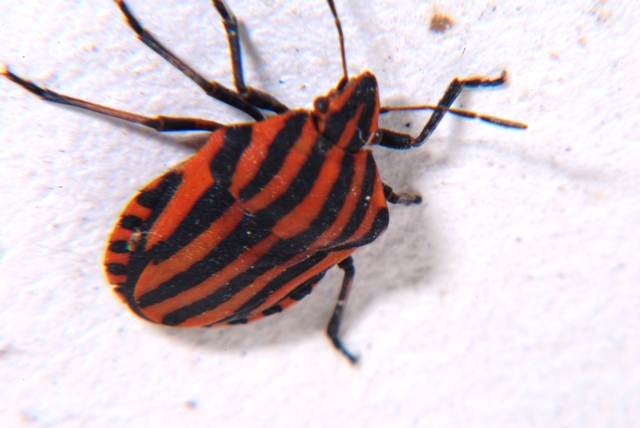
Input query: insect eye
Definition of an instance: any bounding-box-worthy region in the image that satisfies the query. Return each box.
[314,96,329,114]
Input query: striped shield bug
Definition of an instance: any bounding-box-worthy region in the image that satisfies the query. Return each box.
[3,0,526,363]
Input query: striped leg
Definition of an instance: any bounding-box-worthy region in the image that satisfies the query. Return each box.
[211,0,288,113]
[325,0,349,85]
[115,0,287,121]
[378,72,508,149]
[327,256,358,363]
[382,183,422,205]
[224,271,328,325]
[2,67,224,132]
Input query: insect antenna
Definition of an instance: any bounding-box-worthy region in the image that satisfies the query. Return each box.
[381,105,527,129]
[326,0,349,88]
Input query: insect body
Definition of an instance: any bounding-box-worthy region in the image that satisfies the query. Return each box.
[3,0,525,363]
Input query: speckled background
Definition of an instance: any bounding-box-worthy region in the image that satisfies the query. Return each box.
[1,1,638,427]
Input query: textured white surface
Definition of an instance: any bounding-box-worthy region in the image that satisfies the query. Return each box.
[1,0,639,427]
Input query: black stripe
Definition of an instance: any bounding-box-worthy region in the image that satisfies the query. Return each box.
[323,75,378,149]
[273,151,354,245]
[119,172,183,294]
[137,139,329,308]
[331,152,377,246]
[136,172,181,209]
[239,113,308,202]
[108,241,130,254]
[159,153,355,324]
[210,125,253,188]
[163,258,277,324]
[106,263,128,276]
[120,215,143,231]
[137,172,184,236]
[330,208,389,252]
[345,75,378,152]
[288,270,327,301]
[138,211,273,308]
[147,183,237,263]
[253,139,327,222]
[262,304,283,316]
[163,251,330,326]
[229,252,331,320]
[115,285,154,321]
[323,95,358,147]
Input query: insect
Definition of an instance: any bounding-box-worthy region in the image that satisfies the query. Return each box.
[3,0,526,363]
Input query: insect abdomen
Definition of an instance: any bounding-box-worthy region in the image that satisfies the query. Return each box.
[104,111,388,327]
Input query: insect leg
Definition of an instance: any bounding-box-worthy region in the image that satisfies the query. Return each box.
[378,72,509,149]
[2,67,223,132]
[327,256,358,364]
[212,1,288,113]
[115,0,264,121]
[382,183,422,205]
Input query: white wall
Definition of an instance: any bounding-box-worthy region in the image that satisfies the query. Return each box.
[1,0,638,426]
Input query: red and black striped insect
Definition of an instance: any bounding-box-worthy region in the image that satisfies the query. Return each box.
[3,0,526,362]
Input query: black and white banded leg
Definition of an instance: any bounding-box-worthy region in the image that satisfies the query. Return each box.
[211,0,288,114]
[327,256,358,363]
[379,72,515,149]
[383,183,422,205]
[2,67,224,133]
